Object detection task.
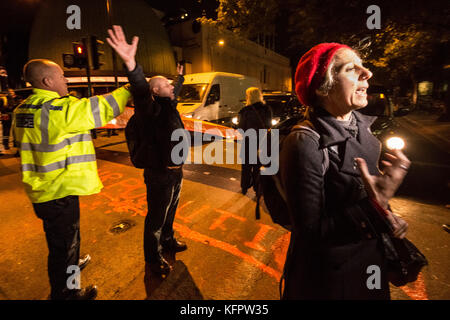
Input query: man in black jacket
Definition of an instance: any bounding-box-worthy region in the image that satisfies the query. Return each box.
[1,89,22,151]
[107,26,188,275]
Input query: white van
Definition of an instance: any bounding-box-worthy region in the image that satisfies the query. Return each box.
[177,72,260,125]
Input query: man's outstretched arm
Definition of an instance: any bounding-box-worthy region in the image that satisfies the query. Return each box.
[106,25,138,72]
[106,25,157,116]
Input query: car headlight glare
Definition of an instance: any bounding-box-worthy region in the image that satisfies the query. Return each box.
[386,136,405,150]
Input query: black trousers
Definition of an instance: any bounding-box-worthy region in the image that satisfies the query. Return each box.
[2,119,11,148]
[241,163,260,193]
[143,168,183,262]
[32,196,80,299]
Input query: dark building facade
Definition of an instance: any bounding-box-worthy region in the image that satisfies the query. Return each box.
[29,0,176,78]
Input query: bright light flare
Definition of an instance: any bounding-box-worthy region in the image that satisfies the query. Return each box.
[232,116,238,125]
[386,136,405,150]
[76,46,83,54]
[271,118,279,126]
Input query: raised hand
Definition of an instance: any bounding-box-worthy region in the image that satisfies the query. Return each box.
[356,149,411,209]
[106,25,139,71]
[177,63,184,76]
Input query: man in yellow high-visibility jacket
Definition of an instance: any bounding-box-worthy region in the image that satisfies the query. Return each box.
[13,32,138,300]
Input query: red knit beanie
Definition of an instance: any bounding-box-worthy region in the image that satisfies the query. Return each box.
[295,43,351,106]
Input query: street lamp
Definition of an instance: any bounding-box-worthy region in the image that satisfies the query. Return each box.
[218,39,225,46]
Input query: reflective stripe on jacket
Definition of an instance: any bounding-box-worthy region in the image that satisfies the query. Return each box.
[13,86,131,203]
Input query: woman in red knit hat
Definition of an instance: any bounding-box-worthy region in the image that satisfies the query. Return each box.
[279,43,410,299]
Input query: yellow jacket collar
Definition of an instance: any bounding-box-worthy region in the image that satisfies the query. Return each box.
[32,88,61,98]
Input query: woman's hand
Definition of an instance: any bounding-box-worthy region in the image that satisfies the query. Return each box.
[106,25,139,71]
[386,210,408,239]
[356,149,410,209]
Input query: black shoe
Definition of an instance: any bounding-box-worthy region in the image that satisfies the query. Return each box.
[148,254,171,275]
[443,224,450,234]
[162,238,188,253]
[78,254,91,271]
[241,188,248,195]
[65,285,98,300]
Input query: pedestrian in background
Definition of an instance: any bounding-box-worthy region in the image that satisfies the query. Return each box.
[107,25,188,277]
[0,93,6,155]
[238,87,272,195]
[1,89,21,151]
[13,33,136,299]
[280,43,410,299]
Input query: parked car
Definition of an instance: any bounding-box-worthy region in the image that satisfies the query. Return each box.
[365,84,390,117]
[263,91,304,123]
[360,85,411,152]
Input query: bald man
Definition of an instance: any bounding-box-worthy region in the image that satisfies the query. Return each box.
[13,34,137,299]
[108,25,188,276]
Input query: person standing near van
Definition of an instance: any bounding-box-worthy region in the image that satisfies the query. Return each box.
[238,87,272,194]
[13,33,134,299]
[107,25,188,276]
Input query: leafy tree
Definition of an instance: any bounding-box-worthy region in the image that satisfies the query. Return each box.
[207,0,449,103]
[213,0,278,37]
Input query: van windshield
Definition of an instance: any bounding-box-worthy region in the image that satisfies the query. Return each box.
[179,83,209,102]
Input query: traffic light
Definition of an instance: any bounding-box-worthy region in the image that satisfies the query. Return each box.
[62,53,76,68]
[90,36,104,70]
[72,42,88,68]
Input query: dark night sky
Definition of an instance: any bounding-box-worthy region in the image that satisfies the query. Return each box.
[144,0,218,18]
[0,0,447,88]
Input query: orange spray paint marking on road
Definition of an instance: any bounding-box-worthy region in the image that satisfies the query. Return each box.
[177,203,210,223]
[399,272,429,300]
[98,170,123,184]
[173,222,282,281]
[98,177,148,217]
[271,232,290,271]
[244,223,275,252]
[174,201,195,222]
[209,208,247,231]
[103,177,141,190]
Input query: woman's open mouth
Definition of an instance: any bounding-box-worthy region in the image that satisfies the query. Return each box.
[355,87,367,96]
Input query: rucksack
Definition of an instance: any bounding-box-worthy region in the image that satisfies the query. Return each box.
[125,114,154,169]
[255,116,329,230]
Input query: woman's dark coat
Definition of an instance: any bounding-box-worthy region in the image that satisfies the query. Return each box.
[238,102,272,162]
[238,102,272,131]
[280,107,391,300]
[238,102,273,190]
